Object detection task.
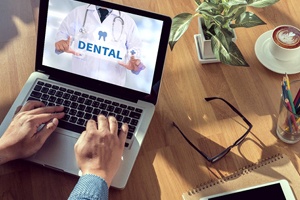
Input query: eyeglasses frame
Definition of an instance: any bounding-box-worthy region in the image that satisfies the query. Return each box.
[173,97,253,163]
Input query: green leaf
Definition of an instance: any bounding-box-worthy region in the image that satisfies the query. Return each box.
[247,0,279,8]
[231,12,266,28]
[209,0,222,4]
[197,2,220,14]
[226,4,247,21]
[223,0,247,11]
[211,36,249,66]
[168,13,196,50]
[214,27,234,49]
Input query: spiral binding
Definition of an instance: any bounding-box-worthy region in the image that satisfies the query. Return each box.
[187,153,284,196]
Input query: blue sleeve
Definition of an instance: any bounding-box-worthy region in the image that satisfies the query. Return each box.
[131,62,146,75]
[68,174,109,200]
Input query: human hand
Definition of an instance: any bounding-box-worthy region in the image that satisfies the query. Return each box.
[74,115,128,187]
[0,101,65,164]
[55,36,81,56]
[118,55,142,71]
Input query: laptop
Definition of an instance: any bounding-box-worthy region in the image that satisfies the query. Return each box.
[0,0,171,189]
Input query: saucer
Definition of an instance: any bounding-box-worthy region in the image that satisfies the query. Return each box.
[255,30,300,74]
[194,34,219,64]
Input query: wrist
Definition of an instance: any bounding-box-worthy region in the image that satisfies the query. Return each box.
[0,141,13,165]
[81,169,112,187]
[82,174,109,188]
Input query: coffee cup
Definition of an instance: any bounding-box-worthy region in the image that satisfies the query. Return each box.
[269,25,300,61]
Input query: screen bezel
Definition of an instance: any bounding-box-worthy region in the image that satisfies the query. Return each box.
[200,179,295,200]
[36,0,171,104]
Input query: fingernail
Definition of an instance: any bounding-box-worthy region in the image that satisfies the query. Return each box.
[46,118,58,129]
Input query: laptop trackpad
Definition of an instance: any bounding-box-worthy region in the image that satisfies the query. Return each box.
[33,132,79,174]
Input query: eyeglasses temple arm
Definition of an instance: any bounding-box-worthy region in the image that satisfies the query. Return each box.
[204,97,253,128]
[172,122,211,161]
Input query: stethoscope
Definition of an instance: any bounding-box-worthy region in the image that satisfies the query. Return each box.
[79,5,124,42]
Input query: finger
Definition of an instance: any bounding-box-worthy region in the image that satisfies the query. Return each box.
[56,38,71,52]
[62,41,70,51]
[66,48,79,56]
[45,118,59,130]
[74,52,81,56]
[76,130,86,144]
[56,41,68,52]
[55,42,62,51]
[97,115,109,132]
[118,61,133,70]
[118,123,128,148]
[86,119,97,132]
[108,116,118,134]
[14,105,22,115]
[74,129,86,153]
[118,61,126,67]
[68,36,72,46]
[64,36,79,56]
[36,118,59,144]
[129,55,139,62]
[29,112,65,129]
[20,101,45,112]
[66,36,78,55]
[135,59,141,66]
[83,120,98,142]
[27,105,64,115]
[129,56,140,65]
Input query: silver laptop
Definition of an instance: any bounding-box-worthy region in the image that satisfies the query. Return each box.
[0,0,171,189]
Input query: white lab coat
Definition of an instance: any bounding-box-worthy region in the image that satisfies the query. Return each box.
[56,4,142,86]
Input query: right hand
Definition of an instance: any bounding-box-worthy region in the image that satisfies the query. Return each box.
[55,36,80,56]
[74,115,128,187]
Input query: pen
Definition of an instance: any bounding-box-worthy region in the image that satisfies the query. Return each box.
[285,99,298,132]
[285,113,293,133]
[284,74,296,114]
[293,88,300,111]
[285,73,291,90]
[286,89,296,114]
[281,81,287,100]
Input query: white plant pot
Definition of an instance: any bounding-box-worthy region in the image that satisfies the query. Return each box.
[195,17,237,63]
[198,19,215,59]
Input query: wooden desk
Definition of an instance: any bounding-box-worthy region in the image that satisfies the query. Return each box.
[1,0,300,199]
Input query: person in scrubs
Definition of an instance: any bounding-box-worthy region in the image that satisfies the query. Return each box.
[55,4,145,86]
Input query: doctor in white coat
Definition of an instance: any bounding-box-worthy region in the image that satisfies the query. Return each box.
[55,4,145,86]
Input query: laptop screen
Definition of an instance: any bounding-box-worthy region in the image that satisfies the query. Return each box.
[37,0,171,104]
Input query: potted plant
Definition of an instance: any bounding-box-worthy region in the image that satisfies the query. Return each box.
[169,0,279,66]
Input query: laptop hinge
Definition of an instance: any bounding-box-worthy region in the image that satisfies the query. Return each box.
[43,164,65,172]
[48,75,139,103]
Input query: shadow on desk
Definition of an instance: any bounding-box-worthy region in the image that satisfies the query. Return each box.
[0,0,38,50]
[0,159,77,200]
[109,151,161,199]
[254,3,299,28]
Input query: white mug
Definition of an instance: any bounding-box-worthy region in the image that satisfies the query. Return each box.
[269,25,300,61]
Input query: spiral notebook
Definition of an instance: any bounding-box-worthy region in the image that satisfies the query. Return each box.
[182,154,300,200]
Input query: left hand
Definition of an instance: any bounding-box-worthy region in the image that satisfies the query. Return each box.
[0,101,65,164]
[118,55,142,71]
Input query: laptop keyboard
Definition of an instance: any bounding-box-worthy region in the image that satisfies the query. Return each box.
[26,80,143,148]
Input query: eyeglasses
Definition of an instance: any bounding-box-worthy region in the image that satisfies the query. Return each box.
[173,97,253,163]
